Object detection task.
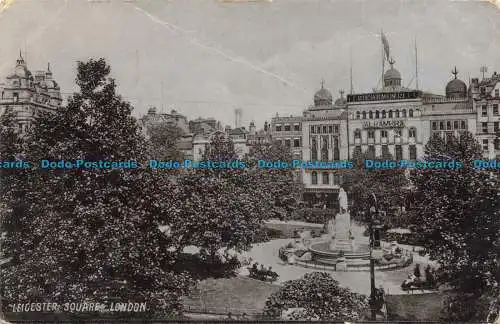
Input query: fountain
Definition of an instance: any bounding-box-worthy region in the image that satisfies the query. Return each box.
[308,188,371,269]
[281,188,413,271]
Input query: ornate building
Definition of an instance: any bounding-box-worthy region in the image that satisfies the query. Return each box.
[301,83,349,208]
[470,71,500,159]
[347,63,476,161]
[0,52,62,134]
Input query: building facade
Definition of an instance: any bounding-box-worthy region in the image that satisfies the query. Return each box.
[270,58,494,209]
[0,53,62,134]
[470,72,500,159]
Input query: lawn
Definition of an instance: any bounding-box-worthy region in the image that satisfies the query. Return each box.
[386,293,443,321]
[183,276,280,316]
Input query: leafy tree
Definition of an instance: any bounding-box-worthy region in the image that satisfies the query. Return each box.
[0,58,194,317]
[247,140,299,220]
[263,272,368,321]
[411,132,500,321]
[146,123,185,161]
[342,150,409,224]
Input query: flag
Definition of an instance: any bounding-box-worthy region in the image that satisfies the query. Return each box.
[381,31,390,62]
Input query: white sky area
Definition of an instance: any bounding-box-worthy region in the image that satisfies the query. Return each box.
[0,0,499,128]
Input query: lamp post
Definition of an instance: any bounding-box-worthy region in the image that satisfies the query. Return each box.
[367,193,377,321]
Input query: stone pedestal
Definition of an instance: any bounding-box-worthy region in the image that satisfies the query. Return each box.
[336,257,348,271]
[329,211,353,252]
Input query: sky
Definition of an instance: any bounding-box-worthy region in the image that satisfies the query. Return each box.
[0,0,499,128]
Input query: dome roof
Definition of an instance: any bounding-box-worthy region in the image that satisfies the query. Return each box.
[384,67,401,81]
[314,81,333,106]
[8,52,33,80]
[8,65,33,80]
[334,90,347,106]
[45,79,59,89]
[445,67,467,98]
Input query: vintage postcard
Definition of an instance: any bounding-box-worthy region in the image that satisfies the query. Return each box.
[0,0,499,323]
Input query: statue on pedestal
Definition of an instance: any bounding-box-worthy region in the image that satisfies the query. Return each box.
[328,188,354,252]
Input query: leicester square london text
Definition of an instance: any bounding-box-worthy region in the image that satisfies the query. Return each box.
[8,302,147,313]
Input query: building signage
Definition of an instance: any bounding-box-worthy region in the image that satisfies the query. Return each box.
[362,120,405,129]
[347,91,421,103]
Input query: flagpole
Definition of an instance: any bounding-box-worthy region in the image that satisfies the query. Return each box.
[415,36,419,91]
[350,45,353,94]
[381,29,385,91]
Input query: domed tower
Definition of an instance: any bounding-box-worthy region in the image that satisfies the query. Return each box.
[314,80,333,106]
[6,51,34,90]
[147,106,157,115]
[384,58,402,89]
[334,89,347,107]
[445,66,467,99]
[45,63,62,106]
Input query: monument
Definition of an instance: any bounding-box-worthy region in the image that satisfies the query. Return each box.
[328,188,354,251]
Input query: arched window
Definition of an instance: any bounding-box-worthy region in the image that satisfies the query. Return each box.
[402,109,407,117]
[354,129,361,139]
[382,110,387,118]
[362,111,367,119]
[395,110,400,118]
[356,111,360,119]
[369,111,373,119]
[388,110,393,118]
[311,171,318,185]
[375,110,380,119]
[322,172,329,185]
[409,109,414,117]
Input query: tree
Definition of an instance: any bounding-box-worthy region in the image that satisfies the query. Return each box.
[411,132,500,321]
[342,150,409,225]
[263,272,368,321]
[247,140,299,220]
[0,58,194,317]
[151,132,273,276]
[146,123,185,161]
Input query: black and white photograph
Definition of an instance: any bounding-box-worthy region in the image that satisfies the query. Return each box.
[0,0,499,322]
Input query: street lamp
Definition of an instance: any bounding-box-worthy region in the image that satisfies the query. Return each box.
[367,193,377,321]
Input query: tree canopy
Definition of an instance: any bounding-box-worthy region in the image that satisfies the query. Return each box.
[0,59,193,317]
[411,132,500,321]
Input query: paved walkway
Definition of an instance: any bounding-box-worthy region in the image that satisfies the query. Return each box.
[240,222,435,296]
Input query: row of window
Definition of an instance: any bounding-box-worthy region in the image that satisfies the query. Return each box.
[482,138,500,151]
[481,104,499,116]
[431,120,467,131]
[310,172,344,185]
[481,88,500,97]
[310,124,340,134]
[354,108,417,120]
[353,144,417,160]
[275,124,301,132]
[480,122,500,133]
[276,138,301,148]
[354,128,417,139]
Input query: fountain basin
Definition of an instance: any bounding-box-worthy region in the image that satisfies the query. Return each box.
[309,241,371,266]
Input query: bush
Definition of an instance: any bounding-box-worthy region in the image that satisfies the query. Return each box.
[263,272,368,321]
[290,208,335,224]
[254,226,285,243]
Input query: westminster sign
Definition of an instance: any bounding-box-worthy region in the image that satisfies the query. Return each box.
[347,90,422,102]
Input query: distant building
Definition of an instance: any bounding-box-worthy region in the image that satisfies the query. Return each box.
[139,107,189,137]
[0,52,62,134]
[189,117,221,135]
[470,71,500,159]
